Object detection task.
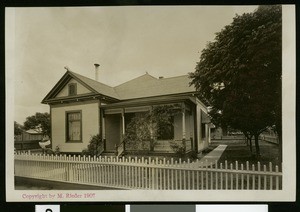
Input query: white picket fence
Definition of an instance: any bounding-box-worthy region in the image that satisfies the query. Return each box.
[14,152,282,190]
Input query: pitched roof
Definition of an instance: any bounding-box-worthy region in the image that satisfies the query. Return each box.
[69,71,120,99]
[43,71,196,103]
[114,73,196,100]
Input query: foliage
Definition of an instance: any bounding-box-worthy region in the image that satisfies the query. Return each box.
[189,5,282,157]
[188,150,199,160]
[81,134,103,156]
[23,112,51,137]
[124,113,152,151]
[124,104,180,151]
[54,145,61,155]
[169,141,186,157]
[14,121,23,136]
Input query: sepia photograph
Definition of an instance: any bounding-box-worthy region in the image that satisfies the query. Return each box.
[6,5,295,201]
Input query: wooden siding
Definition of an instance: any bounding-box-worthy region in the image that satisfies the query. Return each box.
[51,102,99,152]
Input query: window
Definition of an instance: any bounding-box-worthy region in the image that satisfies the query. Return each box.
[68,83,77,96]
[157,116,174,140]
[66,111,82,142]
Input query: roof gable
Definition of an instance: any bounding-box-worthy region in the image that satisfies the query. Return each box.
[69,71,120,99]
[55,78,92,98]
[42,71,119,103]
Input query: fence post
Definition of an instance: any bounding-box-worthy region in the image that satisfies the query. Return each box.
[235,161,239,190]
[241,163,244,189]
[263,165,267,190]
[225,160,228,190]
[220,163,223,189]
[205,159,208,190]
[269,162,273,190]
[258,162,261,189]
[215,160,218,190]
[252,164,255,190]
[275,165,279,190]
[200,162,203,190]
[230,163,233,190]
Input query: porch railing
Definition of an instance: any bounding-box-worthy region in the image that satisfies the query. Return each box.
[116,141,126,157]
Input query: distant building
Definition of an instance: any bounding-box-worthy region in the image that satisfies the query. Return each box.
[14,129,45,150]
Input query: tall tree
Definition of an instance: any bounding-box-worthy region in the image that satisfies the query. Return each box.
[190,5,282,158]
[23,112,51,137]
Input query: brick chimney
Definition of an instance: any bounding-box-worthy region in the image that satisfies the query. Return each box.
[94,63,100,81]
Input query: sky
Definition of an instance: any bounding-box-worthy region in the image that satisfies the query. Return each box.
[7,6,258,124]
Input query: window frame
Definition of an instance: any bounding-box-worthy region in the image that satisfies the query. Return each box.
[68,83,77,96]
[65,110,82,143]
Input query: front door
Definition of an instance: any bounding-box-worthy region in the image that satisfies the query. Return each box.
[105,114,121,151]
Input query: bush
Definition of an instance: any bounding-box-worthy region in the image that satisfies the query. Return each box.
[188,150,198,160]
[54,145,60,155]
[169,141,186,157]
[81,134,103,156]
[44,148,55,155]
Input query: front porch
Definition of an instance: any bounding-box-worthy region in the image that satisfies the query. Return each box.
[99,96,207,156]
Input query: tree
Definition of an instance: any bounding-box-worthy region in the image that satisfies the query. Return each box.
[14,121,23,136]
[190,5,282,158]
[23,112,51,137]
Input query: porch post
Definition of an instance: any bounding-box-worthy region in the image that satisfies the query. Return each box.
[118,109,126,154]
[150,106,154,151]
[101,110,106,151]
[182,104,186,151]
[121,109,125,137]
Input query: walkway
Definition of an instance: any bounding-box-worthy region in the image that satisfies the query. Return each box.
[191,144,228,167]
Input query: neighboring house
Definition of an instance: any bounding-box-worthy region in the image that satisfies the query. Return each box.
[42,65,212,155]
[260,127,279,144]
[14,129,44,150]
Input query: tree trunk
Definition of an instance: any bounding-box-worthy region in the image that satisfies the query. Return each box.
[150,138,154,151]
[254,134,260,157]
[249,137,253,154]
[245,136,248,146]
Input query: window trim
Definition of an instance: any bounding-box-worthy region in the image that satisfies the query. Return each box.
[68,83,77,96]
[65,110,82,143]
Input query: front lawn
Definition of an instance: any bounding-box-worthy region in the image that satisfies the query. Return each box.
[211,138,281,168]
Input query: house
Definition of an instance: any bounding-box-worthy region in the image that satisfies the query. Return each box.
[42,65,212,155]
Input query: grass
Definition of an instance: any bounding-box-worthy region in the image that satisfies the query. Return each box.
[211,138,281,169]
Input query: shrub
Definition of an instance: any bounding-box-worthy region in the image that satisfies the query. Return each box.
[82,134,103,156]
[54,145,60,155]
[44,148,55,155]
[169,141,186,157]
[188,150,199,160]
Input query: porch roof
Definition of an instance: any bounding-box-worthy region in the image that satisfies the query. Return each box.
[100,95,197,109]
